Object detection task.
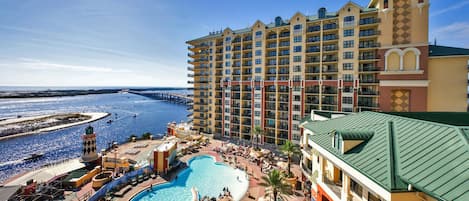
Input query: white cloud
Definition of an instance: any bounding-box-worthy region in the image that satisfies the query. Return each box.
[433,22,469,40]
[431,0,469,17]
[16,58,132,73]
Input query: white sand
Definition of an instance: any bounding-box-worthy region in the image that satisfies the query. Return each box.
[0,112,109,141]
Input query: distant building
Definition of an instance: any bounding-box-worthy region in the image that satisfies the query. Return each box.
[152,141,177,173]
[186,0,469,145]
[300,112,469,201]
[81,126,98,163]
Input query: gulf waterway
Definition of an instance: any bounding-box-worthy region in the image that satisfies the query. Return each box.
[0,92,188,183]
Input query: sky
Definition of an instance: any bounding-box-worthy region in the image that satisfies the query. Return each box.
[0,0,468,87]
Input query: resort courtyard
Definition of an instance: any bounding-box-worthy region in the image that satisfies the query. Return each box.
[109,138,308,201]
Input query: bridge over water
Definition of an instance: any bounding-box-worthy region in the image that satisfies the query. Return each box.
[127,90,193,105]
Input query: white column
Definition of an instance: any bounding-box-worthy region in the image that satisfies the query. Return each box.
[399,54,404,71]
[416,54,420,70]
[341,174,350,201]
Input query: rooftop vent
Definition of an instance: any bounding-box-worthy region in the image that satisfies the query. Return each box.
[275,16,283,27]
[318,7,327,19]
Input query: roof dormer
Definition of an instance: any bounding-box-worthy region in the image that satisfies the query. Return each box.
[332,130,374,154]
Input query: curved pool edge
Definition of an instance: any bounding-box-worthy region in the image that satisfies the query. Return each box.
[130,154,250,201]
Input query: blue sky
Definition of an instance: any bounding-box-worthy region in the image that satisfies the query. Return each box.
[0,0,468,87]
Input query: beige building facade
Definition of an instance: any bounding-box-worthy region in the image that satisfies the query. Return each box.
[187,0,469,145]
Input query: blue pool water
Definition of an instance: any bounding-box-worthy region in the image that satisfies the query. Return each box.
[132,155,249,201]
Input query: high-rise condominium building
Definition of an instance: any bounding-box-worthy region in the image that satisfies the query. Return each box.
[187,0,469,145]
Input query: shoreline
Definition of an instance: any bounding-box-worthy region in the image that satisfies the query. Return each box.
[0,112,110,141]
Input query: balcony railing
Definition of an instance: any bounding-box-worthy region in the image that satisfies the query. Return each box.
[359,66,379,72]
[359,18,380,25]
[322,176,342,199]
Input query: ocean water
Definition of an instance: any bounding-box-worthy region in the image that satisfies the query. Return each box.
[0,93,188,183]
[132,155,249,201]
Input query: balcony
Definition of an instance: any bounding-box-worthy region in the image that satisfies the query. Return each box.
[307,37,321,43]
[359,30,380,37]
[279,32,290,38]
[359,55,379,61]
[323,23,337,30]
[323,68,338,73]
[305,58,320,64]
[307,26,321,33]
[359,43,380,49]
[358,102,379,108]
[359,66,379,72]
[267,35,277,40]
[306,48,320,53]
[359,90,379,96]
[301,146,312,159]
[322,176,342,200]
[323,57,338,62]
[359,18,380,25]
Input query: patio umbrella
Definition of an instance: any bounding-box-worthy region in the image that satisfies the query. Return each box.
[277,161,288,170]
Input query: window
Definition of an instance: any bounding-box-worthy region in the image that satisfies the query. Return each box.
[384,0,389,9]
[342,96,353,104]
[293,46,302,52]
[343,16,355,27]
[224,115,230,121]
[294,95,301,101]
[293,56,302,62]
[350,179,363,197]
[293,65,301,72]
[225,54,231,59]
[344,52,354,59]
[254,111,261,116]
[254,119,261,125]
[255,59,262,65]
[343,63,353,70]
[293,24,302,30]
[344,29,354,37]
[255,31,262,38]
[225,46,231,51]
[225,37,231,42]
[225,69,231,75]
[343,40,354,48]
[293,36,302,43]
[293,105,301,111]
[255,41,262,47]
[254,103,261,108]
[293,75,301,81]
[343,74,353,82]
[255,50,262,56]
[255,67,262,73]
[368,192,382,201]
[225,62,231,67]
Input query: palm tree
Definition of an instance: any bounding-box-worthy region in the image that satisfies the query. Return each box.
[259,169,292,201]
[252,126,263,150]
[280,140,301,177]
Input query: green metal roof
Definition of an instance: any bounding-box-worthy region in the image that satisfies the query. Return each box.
[429,45,469,57]
[385,112,469,126]
[335,130,374,140]
[305,112,469,201]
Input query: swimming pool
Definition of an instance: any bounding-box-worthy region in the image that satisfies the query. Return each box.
[131,155,249,201]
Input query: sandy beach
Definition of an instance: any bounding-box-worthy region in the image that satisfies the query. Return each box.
[0,112,110,141]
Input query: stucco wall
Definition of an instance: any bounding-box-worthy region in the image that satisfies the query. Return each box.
[427,56,469,111]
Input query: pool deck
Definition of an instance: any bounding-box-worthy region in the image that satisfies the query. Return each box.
[62,138,307,201]
[115,139,307,201]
